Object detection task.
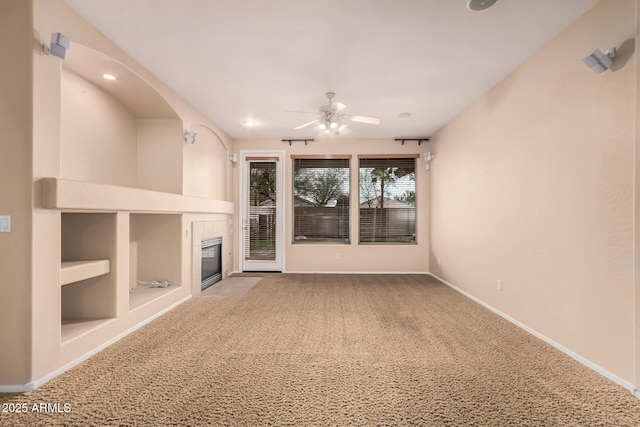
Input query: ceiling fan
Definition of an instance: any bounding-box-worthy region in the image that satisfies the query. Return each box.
[289,92,380,135]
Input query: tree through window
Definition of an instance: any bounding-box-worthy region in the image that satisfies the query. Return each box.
[293,157,350,243]
[359,156,417,243]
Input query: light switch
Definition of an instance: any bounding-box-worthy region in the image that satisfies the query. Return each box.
[0,215,11,233]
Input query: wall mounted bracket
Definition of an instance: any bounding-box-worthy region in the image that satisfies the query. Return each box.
[395,138,430,146]
[282,138,315,146]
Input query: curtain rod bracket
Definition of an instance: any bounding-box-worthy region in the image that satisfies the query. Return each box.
[282,138,315,146]
[394,138,430,146]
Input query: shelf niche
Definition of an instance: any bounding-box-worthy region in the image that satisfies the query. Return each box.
[61,213,117,342]
[129,214,182,310]
[61,44,183,194]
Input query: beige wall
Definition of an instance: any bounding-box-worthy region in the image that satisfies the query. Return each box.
[137,119,184,193]
[430,0,636,383]
[0,0,235,388]
[0,0,33,386]
[183,124,229,200]
[232,138,430,273]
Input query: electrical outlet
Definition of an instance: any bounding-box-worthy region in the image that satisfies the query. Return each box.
[437,257,441,265]
[497,279,502,291]
[335,253,341,260]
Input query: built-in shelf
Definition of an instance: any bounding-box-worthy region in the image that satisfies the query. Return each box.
[61,213,117,343]
[130,213,182,310]
[61,318,113,344]
[61,260,110,286]
[43,178,233,214]
[129,286,180,311]
[31,39,228,386]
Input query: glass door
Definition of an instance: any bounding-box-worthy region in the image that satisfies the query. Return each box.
[241,152,283,271]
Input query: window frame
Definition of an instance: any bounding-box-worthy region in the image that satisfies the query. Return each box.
[358,154,418,245]
[291,154,352,245]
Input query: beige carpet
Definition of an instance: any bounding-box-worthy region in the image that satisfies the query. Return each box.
[2,274,640,426]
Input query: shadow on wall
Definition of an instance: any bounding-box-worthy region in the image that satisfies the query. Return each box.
[610,37,634,72]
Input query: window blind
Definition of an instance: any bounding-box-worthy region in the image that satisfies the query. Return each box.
[244,161,277,260]
[293,157,350,244]
[359,157,416,243]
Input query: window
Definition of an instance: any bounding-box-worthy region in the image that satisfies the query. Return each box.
[359,156,417,243]
[293,156,350,244]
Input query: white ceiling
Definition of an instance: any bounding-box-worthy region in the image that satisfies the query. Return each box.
[63,0,599,140]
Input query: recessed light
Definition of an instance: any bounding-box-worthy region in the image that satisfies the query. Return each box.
[467,0,497,11]
[399,112,412,118]
[243,119,258,127]
[102,74,116,81]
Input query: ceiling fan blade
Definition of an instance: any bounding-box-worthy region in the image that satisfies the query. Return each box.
[331,101,346,113]
[345,115,380,125]
[338,126,352,135]
[294,118,320,130]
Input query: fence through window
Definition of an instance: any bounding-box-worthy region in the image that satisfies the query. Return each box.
[359,156,417,243]
[293,157,350,244]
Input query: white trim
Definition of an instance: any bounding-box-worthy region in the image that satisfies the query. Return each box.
[239,150,285,272]
[429,273,639,397]
[284,270,430,275]
[0,295,191,393]
[0,384,32,393]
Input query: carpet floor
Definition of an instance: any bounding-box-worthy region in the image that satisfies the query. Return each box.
[2,274,640,426]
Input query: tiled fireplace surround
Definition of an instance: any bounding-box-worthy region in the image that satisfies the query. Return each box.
[191,220,231,295]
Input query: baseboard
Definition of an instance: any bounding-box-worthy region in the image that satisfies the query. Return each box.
[0,295,192,393]
[0,384,33,393]
[284,270,430,275]
[428,273,639,397]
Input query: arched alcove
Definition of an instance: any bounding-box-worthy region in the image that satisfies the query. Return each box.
[60,44,184,194]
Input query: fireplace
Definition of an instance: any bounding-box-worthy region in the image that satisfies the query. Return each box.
[201,237,222,291]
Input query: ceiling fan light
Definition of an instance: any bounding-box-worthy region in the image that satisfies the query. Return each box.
[290,92,379,135]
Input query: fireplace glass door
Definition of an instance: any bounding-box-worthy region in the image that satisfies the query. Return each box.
[201,237,222,290]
